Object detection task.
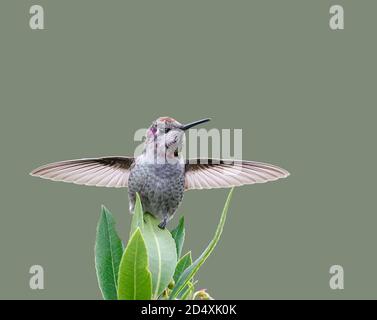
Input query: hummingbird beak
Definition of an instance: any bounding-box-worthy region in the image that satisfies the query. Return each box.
[181,118,211,131]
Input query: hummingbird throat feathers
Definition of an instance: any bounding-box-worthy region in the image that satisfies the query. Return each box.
[142,134,183,164]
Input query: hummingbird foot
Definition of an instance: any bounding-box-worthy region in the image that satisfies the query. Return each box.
[158,216,168,229]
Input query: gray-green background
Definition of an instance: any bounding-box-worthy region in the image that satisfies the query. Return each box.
[1,0,376,299]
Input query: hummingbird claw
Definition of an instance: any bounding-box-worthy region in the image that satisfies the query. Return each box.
[158,217,168,229]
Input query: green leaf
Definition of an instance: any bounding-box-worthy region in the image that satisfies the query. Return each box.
[173,251,192,283]
[170,216,185,258]
[118,228,152,300]
[95,206,124,300]
[142,213,177,298]
[130,193,144,238]
[128,196,177,298]
[170,188,234,299]
[172,252,193,300]
[179,280,196,300]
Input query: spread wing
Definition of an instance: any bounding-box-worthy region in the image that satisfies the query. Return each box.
[30,157,134,188]
[185,159,289,190]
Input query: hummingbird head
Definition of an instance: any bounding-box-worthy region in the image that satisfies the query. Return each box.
[144,117,211,162]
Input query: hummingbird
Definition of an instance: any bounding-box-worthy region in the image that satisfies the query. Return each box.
[30,117,289,228]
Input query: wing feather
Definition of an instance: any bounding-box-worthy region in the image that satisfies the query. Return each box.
[185,159,289,190]
[30,157,134,188]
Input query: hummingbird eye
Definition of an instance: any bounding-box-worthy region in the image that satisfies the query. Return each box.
[164,128,171,133]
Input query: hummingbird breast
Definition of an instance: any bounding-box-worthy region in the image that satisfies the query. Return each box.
[128,161,185,221]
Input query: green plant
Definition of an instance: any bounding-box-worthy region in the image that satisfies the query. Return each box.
[94,188,234,300]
